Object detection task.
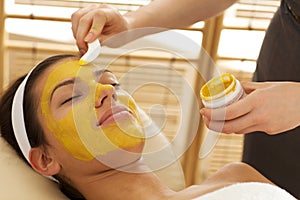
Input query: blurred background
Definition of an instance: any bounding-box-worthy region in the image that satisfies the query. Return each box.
[0,0,280,188]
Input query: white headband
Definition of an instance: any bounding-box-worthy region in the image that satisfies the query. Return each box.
[11,67,57,182]
[11,68,34,163]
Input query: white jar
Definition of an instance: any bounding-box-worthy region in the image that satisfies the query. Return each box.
[200,73,245,108]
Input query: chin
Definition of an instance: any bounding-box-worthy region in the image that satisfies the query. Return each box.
[95,142,144,170]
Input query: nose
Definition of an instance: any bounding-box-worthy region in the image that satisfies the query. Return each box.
[94,84,116,108]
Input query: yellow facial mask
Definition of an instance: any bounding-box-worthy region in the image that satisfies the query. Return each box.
[40,61,144,161]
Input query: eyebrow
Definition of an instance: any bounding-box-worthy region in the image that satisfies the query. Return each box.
[49,69,114,102]
[50,79,75,102]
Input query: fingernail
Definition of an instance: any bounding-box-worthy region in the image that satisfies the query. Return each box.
[84,32,94,42]
[79,49,86,56]
[200,109,204,115]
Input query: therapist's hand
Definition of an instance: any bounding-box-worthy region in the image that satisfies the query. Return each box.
[71,4,129,55]
[200,81,300,135]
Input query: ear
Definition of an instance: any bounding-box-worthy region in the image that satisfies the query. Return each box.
[29,147,61,176]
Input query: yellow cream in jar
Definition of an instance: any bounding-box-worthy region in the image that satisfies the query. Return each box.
[200,73,244,108]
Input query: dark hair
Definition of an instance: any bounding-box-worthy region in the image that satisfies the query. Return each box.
[0,54,85,200]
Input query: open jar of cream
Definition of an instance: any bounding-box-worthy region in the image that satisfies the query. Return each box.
[200,73,245,108]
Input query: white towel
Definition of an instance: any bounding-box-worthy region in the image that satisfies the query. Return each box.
[193,182,297,200]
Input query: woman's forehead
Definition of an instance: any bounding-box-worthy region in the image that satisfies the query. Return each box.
[35,59,117,96]
[46,60,115,82]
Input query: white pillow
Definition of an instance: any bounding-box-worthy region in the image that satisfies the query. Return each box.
[0,136,69,200]
[192,182,297,200]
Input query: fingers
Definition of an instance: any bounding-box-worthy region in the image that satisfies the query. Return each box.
[200,82,270,121]
[241,81,270,94]
[71,5,98,39]
[235,123,277,135]
[234,124,261,134]
[201,81,298,135]
[72,5,96,54]
[85,9,110,42]
[200,96,253,121]
[202,110,261,134]
[200,92,260,133]
[72,5,107,54]
[72,4,129,53]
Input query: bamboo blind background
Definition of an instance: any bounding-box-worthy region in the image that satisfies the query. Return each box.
[1,0,280,186]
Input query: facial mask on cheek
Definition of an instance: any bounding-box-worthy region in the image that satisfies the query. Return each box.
[74,83,145,158]
[49,110,94,160]
[40,61,145,161]
[40,61,95,161]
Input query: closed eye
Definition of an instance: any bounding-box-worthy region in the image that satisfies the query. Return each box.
[60,95,82,105]
[110,83,120,88]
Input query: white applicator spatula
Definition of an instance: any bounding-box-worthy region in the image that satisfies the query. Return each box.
[79,39,101,65]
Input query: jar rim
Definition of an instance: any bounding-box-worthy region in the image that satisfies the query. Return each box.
[200,73,236,101]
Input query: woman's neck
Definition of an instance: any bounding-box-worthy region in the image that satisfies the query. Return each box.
[74,160,176,200]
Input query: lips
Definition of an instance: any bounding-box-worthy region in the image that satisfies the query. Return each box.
[98,106,134,127]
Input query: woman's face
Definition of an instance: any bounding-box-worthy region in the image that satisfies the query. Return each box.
[37,59,145,168]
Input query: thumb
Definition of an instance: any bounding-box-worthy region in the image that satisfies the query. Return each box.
[241,81,268,94]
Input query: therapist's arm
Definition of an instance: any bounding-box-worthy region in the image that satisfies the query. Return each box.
[200,82,300,135]
[71,0,237,54]
[124,0,237,29]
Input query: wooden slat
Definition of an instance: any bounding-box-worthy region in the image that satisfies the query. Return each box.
[236,10,276,20]
[15,0,149,12]
[239,0,280,7]
[204,133,244,177]
[6,14,70,22]
[235,0,279,20]
[0,0,5,92]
